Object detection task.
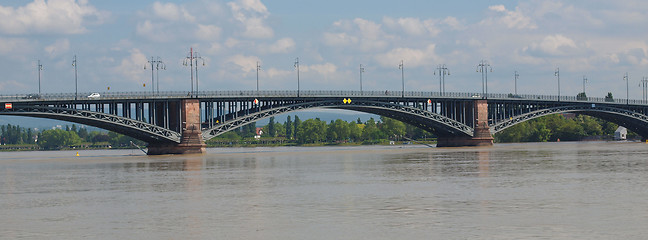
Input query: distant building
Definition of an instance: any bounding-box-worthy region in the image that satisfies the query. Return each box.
[255,127,264,139]
[614,126,627,140]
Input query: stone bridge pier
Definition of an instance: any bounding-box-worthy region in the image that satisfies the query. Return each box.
[147,99,206,155]
[436,99,494,147]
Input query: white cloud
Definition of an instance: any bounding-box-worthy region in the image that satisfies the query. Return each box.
[265,68,291,79]
[227,54,260,74]
[322,32,358,47]
[225,38,240,48]
[526,34,579,56]
[323,18,392,51]
[482,4,536,30]
[44,38,70,57]
[375,44,439,68]
[0,0,106,35]
[383,17,440,36]
[442,16,465,30]
[302,63,337,75]
[195,24,222,41]
[228,0,273,38]
[259,38,295,54]
[114,48,148,83]
[0,37,30,55]
[151,2,195,22]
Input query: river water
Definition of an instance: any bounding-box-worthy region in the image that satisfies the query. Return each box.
[1,142,648,239]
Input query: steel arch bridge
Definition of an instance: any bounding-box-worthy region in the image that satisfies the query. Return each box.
[488,100,648,137]
[2,90,648,154]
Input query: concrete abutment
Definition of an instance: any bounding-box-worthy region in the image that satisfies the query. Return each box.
[436,99,493,147]
[147,99,206,155]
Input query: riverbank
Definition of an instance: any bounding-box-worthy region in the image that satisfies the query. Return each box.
[0,139,437,152]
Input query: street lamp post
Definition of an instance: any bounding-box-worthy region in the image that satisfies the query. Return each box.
[37,60,43,96]
[582,75,588,95]
[156,59,166,94]
[399,60,404,98]
[256,61,261,93]
[435,64,449,96]
[72,55,77,100]
[554,68,560,101]
[183,48,204,97]
[623,73,629,105]
[145,56,165,95]
[360,64,364,92]
[294,58,300,97]
[641,77,648,103]
[514,71,519,95]
[477,60,492,98]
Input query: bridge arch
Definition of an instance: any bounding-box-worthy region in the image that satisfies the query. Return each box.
[490,105,648,138]
[201,99,474,141]
[0,105,181,144]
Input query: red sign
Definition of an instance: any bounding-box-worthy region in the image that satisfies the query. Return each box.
[253,98,259,104]
[4,103,12,109]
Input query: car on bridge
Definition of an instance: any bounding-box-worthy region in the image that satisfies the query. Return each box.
[22,94,41,99]
[87,93,100,98]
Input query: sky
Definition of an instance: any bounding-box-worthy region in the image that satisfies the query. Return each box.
[0,0,647,100]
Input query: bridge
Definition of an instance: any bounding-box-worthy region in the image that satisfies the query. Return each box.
[2,90,648,154]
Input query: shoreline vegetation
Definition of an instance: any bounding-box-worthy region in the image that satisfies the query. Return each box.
[0,114,637,152]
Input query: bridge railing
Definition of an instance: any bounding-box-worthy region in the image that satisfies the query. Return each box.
[2,90,647,105]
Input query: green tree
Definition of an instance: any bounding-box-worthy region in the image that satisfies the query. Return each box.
[293,115,301,140]
[379,116,406,140]
[274,122,286,137]
[267,117,276,137]
[577,92,587,100]
[77,127,89,140]
[554,120,586,141]
[605,92,614,102]
[348,121,362,142]
[327,119,350,142]
[361,118,383,141]
[38,129,82,149]
[296,118,327,143]
[89,132,111,145]
[285,116,293,139]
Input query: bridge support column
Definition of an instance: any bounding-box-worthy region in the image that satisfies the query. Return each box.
[437,99,494,147]
[147,99,206,155]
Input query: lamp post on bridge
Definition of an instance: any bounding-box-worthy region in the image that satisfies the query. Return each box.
[294,57,300,97]
[145,56,165,95]
[641,77,648,104]
[514,71,519,95]
[399,60,404,98]
[256,61,261,93]
[183,48,204,97]
[554,67,560,101]
[477,60,492,98]
[37,60,43,96]
[623,73,629,105]
[360,64,364,93]
[72,55,77,100]
[435,64,449,96]
[582,75,588,96]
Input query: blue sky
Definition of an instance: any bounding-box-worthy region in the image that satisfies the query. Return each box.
[0,0,647,99]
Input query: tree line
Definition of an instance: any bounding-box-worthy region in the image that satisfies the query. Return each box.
[1,112,632,150]
[494,114,628,142]
[0,124,144,150]
[209,115,434,145]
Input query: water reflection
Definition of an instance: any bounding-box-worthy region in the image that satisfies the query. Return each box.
[478,150,490,177]
[3,143,648,239]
